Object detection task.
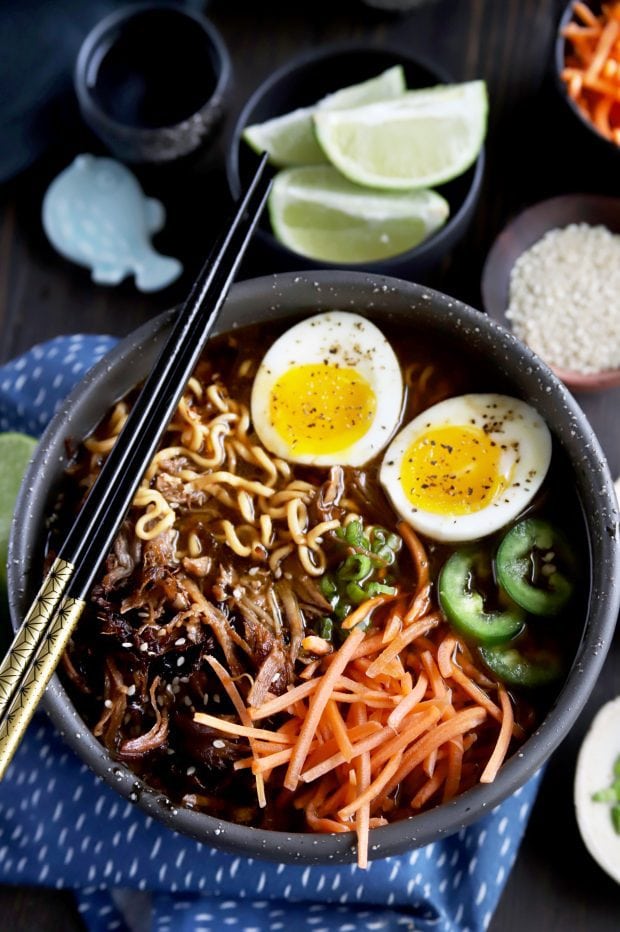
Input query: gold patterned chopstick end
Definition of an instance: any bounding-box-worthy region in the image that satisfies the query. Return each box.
[0,594,85,780]
[0,557,75,708]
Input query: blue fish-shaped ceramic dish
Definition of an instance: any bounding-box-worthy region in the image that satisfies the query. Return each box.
[42,154,182,292]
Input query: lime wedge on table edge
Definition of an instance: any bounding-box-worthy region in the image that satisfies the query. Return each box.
[0,432,37,601]
[242,64,406,167]
[313,79,488,189]
[268,165,450,264]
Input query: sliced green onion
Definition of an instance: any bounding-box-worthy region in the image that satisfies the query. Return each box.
[334,601,351,621]
[320,574,338,599]
[373,544,395,565]
[366,582,397,597]
[345,581,368,605]
[340,554,372,582]
[345,521,364,546]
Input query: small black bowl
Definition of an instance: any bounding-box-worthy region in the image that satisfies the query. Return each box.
[555,0,620,156]
[226,44,485,279]
[75,2,231,163]
[8,271,620,864]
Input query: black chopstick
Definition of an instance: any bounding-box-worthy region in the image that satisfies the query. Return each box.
[0,153,272,776]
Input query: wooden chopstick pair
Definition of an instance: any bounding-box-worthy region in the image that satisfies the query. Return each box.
[0,152,272,778]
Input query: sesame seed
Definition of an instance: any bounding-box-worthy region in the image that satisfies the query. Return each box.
[213,739,226,749]
[507,223,620,374]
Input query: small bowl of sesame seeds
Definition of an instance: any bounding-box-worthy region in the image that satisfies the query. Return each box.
[481,193,620,392]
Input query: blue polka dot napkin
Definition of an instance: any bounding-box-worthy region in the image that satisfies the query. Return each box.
[0,336,543,932]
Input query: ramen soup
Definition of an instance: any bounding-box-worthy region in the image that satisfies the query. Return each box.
[53,312,586,867]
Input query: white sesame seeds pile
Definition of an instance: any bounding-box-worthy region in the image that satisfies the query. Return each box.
[506,223,620,374]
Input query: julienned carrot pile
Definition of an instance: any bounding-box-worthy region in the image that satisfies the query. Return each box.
[194,522,517,869]
[561,1,620,142]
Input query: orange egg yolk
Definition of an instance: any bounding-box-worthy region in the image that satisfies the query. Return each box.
[400,424,505,515]
[269,363,376,455]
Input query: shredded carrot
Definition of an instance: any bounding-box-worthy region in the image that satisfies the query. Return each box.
[301,726,389,784]
[420,650,449,700]
[323,699,354,762]
[411,761,448,809]
[370,705,442,771]
[350,703,371,868]
[382,611,402,644]
[366,613,441,679]
[574,1,601,28]
[387,672,429,730]
[443,736,463,802]
[340,594,395,631]
[205,656,267,809]
[381,707,488,798]
[284,627,365,789]
[480,686,514,783]
[300,660,320,680]
[561,2,620,143]
[306,806,351,833]
[339,750,403,820]
[248,677,319,720]
[193,522,529,870]
[446,660,524,740]
[398,521,429,599]
[302,722,381,774]
[437,636,457,679]
[193,711,294,744]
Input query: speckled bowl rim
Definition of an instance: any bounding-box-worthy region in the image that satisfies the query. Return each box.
[225,42,485,274]
[8,271,620,864]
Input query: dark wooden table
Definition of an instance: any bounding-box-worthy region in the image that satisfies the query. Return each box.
[1,0,619,928]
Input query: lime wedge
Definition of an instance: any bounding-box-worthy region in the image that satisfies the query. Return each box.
[0,432,37,600]
[314,80,488,189]
[242,65,406,167]
[268,165,449,263]
[318,65,406,110]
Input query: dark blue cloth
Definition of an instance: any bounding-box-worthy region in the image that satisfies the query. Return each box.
[0,335,542,932]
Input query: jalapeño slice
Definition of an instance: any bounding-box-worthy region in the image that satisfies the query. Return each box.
[438,549,525,646]
[480,642,564,688]
[496,518,574,616]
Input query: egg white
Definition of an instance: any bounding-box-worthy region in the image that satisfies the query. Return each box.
[250,311,403,466]
[379,393,552,542]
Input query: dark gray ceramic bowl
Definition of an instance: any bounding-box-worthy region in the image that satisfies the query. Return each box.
[75,2,231,163]
[226,45,485,279]
[8,271,620,864]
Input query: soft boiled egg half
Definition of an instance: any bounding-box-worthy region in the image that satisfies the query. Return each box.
[380,393,552,542]
[251,311,403,466]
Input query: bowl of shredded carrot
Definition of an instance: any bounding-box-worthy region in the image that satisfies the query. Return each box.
[8,271,620,867]
[557,1,620,146]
